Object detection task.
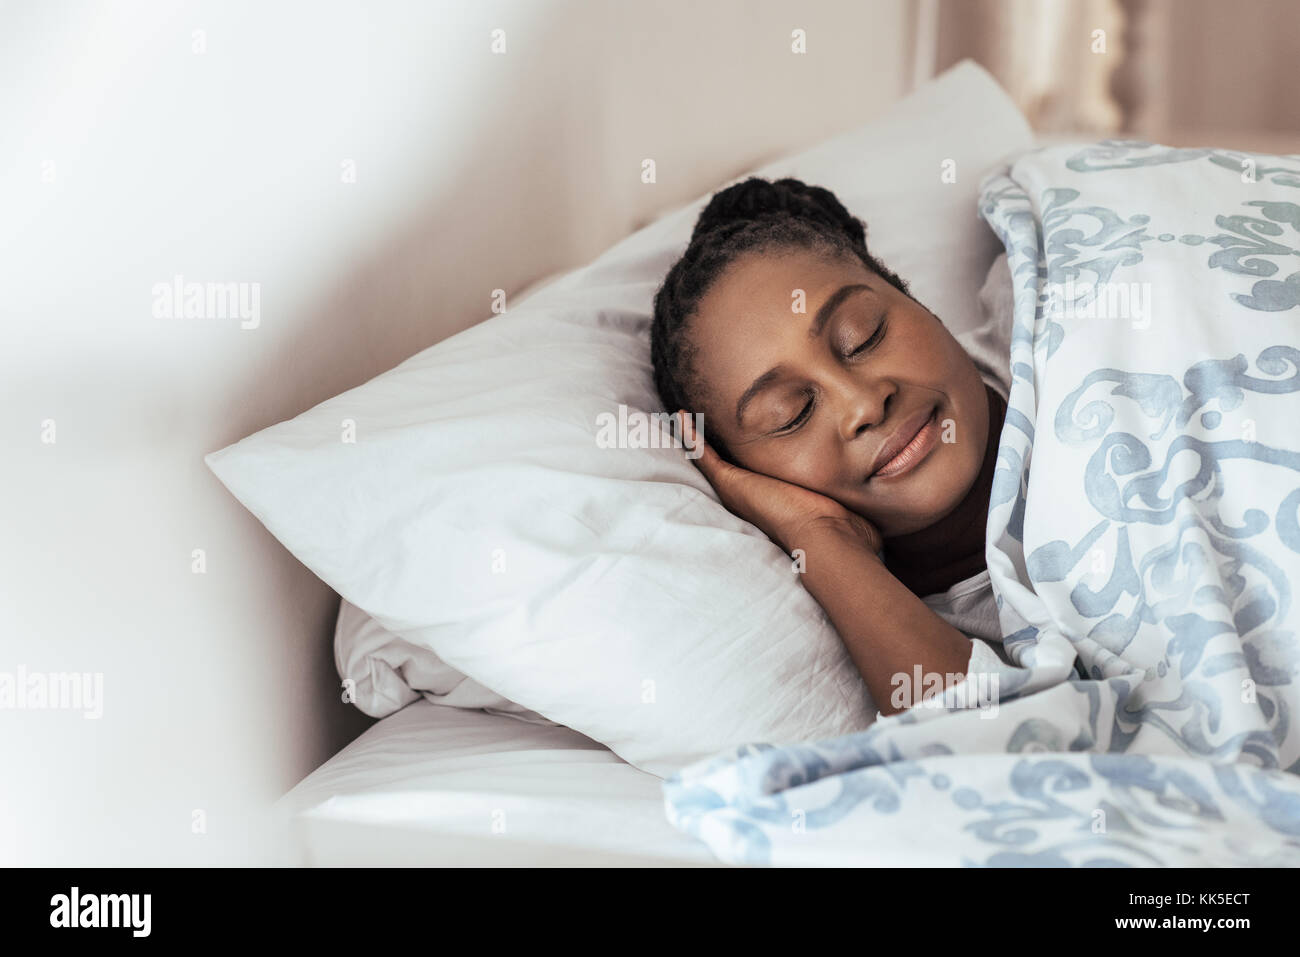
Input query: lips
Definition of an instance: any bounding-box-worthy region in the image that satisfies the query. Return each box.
[867,406,940,480]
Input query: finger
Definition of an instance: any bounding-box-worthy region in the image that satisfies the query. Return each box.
[678,411,737,485]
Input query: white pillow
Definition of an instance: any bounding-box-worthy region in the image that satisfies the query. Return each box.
[206,60,1032,777]
[332,261,573,730]
[335,597,559,726]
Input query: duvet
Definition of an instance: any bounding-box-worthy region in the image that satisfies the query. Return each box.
[662,140,1300,866]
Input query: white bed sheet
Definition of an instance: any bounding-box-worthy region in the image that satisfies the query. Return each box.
[274,699,723,866]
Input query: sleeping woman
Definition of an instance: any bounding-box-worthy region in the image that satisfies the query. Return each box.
[650,175,1018,716]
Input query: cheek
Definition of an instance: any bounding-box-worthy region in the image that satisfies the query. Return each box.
[744,434,842,491]
[958,364,990,440]
[946,377,990,478]
[932,337,985,424]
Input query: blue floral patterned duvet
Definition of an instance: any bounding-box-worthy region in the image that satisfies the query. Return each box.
[661,141,1300,866]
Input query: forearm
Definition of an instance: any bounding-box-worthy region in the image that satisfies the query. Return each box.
[792,520,974,716]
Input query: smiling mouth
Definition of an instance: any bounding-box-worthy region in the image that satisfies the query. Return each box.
[867,406,941,481]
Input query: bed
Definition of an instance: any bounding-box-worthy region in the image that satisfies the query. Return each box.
[273,700,721,866]
[263,90,1300,865]
[268,118,1006,866]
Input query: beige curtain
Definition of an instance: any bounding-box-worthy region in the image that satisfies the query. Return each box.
[933,0,1126,134]
[925,0,1300,152]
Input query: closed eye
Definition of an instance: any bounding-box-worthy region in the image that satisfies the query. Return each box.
[775,395,813,434]
[773,317,888,435]
[847,316,888,357]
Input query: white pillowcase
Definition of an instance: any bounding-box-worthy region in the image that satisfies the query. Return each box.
[334,598,558,726]
[207,60,1032,777]
[332,263,571,730]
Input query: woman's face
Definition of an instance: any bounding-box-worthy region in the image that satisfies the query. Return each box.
[685,246,991,538]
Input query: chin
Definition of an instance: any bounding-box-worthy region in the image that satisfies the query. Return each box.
[888,488,969,537]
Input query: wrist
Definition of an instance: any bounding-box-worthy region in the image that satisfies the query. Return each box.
[783,512,882,558]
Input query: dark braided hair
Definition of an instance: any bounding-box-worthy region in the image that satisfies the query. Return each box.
[650,176,913,459]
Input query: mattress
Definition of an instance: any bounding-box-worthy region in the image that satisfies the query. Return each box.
[273,699,722,866]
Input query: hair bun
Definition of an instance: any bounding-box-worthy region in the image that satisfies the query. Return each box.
[689,176,866,249]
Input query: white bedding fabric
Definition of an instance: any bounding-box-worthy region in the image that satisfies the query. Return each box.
[207,60,1034,783]
[281,128,1084,868]
[274,700,721,866]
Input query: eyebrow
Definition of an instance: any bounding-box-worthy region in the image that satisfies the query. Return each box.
[733,282,874,428]
[808,282,872,339]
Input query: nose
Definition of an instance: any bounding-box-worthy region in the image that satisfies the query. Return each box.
[831,370,894,443]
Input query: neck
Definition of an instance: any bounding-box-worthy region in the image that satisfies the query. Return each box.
[883,384,1006,596]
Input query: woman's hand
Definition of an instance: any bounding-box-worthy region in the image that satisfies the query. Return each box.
[678,411,883,556]
[678,412,974,715]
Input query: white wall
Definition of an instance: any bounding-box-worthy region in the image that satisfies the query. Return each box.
[0,0,912,864]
